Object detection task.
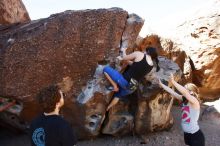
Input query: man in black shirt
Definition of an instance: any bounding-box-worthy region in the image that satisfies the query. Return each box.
[30,85,77,146]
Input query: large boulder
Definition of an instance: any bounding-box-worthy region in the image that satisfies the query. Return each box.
[0,6,182,140]
[0,0,30,24]
[0,8,144,139]
[102,57,182,136]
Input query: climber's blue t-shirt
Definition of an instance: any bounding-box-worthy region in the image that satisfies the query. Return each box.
[30,114,77,146]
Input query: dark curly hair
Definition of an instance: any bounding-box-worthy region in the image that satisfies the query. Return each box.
[36,85,61,113]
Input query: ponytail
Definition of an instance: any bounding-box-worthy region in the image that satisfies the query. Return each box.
[146,47,160,72]
[155,57,160,72]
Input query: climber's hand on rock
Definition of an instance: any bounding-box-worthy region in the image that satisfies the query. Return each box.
[116,56,123,61]
[169,73,175,84]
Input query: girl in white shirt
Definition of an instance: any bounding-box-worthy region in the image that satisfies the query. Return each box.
[159,74,205,146]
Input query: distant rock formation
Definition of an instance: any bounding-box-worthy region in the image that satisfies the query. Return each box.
[169,0,220,101]
[0,0,30,25]
[138,0,220,101]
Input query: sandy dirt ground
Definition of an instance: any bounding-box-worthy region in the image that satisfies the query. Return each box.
[0,105,220,146]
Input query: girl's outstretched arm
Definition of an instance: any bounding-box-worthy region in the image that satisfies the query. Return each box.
[170,74,199,107]
[158,79,182,101]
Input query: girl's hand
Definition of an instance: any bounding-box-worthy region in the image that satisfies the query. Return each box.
[120,47,127,57]
[157,78,163,87]
[169,73,175,83]
[116,56,123,61]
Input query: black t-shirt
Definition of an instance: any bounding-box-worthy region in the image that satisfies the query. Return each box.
[30,114,77,146]
[123,55,153,81]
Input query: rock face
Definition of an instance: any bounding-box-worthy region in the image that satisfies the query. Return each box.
[0,6,181,139]
[0,8,128,138]
[120,13,144,49]
[0,0,30,24]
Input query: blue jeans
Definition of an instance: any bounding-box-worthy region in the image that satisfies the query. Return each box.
[103,66,132,99]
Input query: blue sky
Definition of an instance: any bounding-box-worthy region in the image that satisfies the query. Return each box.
[23,0,207,36]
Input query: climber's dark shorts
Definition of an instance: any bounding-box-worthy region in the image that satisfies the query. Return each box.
[184,129,205,146]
